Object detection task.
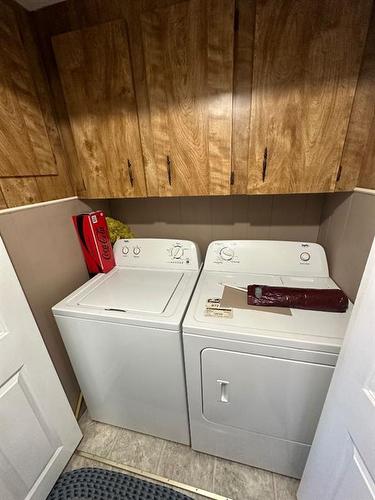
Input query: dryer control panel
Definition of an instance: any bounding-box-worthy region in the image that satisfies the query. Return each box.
[113,238,201,270]
[204,240,329,277]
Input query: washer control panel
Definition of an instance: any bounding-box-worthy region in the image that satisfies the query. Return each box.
[204,240,329,277]
[114,239,201,270]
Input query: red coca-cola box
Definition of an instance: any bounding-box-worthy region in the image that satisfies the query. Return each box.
[72,211,115,275]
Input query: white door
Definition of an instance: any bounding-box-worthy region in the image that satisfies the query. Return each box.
[0,236,82,500]
[298,238,375,500]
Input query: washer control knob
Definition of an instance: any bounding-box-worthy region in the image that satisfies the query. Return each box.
[300,252,311,262]
[133,246,141,256]
[171,245,184,259]
[219,246,234,261]
[122,246,129,255]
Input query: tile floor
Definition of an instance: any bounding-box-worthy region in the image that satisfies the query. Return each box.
[66,412,299,500]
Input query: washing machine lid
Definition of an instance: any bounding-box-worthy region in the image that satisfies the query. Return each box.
[77,268,183,314]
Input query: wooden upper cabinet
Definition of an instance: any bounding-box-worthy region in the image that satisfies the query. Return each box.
[52,20,147,198]
[0,5,57,177]
[248,0,372,194]
[141,0,234,196]
[231,0,255,195]
[337,6,375,191]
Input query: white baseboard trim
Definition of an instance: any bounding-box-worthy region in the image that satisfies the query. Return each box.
[354,187,375,196]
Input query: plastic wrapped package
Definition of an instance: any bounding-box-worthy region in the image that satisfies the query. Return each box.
[247,285,349,313]
[106,217,133,245]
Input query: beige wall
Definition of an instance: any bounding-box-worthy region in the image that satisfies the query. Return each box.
[318,190,375,302]
[112,191,375,302]
[0,197,110,409]
[110,194,324,255]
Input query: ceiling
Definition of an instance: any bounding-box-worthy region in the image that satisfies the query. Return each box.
[14,0,65,10]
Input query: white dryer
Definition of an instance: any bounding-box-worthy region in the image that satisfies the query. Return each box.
[183,240,352,478]
[53,238,201,445]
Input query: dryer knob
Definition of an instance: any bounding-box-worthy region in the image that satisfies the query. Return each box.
[300,252,311,262]
[133,246,141,256]
[122,246,129,255]
[171,245,184,259]
[219,247,234,261]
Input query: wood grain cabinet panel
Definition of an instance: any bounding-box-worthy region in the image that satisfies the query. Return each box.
[0,4,57,178]
[52,20,147,198]
[0,177,42,208]
[357,111,375,190]
[338,7,375,191]
[247,0,372,194]
[141,0,234,196]
[231,0,255,195]
[0,186,6,209]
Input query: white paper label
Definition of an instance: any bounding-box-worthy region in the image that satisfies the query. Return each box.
[205,308,233,318]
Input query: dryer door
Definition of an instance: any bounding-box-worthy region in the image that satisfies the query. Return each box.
[201,348,334,444]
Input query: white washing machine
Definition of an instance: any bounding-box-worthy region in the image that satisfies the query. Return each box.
[183,240,353,478]
[53,238,201,445]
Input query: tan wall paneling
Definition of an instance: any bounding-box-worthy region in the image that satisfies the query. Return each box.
[110,193,324,255]
[318,190,375,301]
[0,198,109,409]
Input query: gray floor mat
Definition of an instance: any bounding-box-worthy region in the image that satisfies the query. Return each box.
[48,467,193,499]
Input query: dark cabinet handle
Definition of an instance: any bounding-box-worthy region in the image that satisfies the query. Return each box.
[262,147,268,181]
[166,155,172,185]
[336,165,342,182]
[127,159,134,187]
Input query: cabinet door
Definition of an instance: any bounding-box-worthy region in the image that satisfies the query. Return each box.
[141,0,234,196]
[52,21,146,198]
[337,8,375,192]
[248,0,372,194]
[0,5,57,177]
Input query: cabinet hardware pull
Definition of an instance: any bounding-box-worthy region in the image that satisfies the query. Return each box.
[127,159,134,187]
[262,147,268,181]
[166,155,172,185]
[52,150,57,166]
[336,165,342,182]
[234,7,239,32]
[230,171,235,185]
